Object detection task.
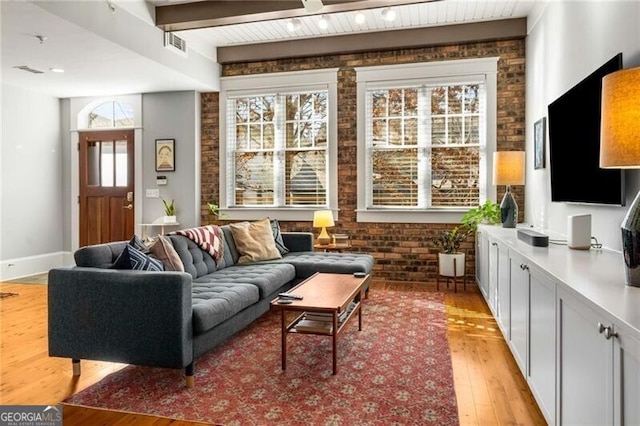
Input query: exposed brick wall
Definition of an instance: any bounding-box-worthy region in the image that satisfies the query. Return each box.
[200,39,526,284]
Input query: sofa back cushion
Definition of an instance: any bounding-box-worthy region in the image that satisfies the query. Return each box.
[220,225,240,265]
[168,235,220,279]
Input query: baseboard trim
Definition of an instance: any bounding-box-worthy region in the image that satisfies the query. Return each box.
[0,251,73,281]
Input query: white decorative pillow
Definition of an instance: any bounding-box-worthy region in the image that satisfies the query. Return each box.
[230,218,282,264]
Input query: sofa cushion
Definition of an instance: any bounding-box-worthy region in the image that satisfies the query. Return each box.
[113,245,164,271]
[147,235,184,272]
[281,251,374,279]
[229,219,282,264]
[194,263,296,299]
[191,282,260,335]
[220,226,239,266]
[168,235,217,279]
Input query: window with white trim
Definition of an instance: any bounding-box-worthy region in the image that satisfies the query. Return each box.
[356,59,498,223]
[219,70,338,221]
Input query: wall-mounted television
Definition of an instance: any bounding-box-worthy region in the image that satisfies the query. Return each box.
[547,52,625,206]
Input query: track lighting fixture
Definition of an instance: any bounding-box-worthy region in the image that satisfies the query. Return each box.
[287,18,301,32]
[381,7,396,22]
[318,15,329,30]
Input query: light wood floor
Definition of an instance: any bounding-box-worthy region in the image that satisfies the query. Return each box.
[1,277,545,425]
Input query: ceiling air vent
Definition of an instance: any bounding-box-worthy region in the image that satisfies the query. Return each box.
[13,65,44,74]
[164,32,187,57]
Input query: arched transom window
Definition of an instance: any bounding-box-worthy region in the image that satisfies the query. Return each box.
[88,101,134,128]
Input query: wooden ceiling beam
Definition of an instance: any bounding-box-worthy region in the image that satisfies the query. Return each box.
[155,0,435,31]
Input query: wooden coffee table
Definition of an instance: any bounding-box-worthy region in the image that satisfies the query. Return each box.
[270,272,369,374]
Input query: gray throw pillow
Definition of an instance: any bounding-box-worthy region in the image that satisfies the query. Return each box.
[270,219,290,255]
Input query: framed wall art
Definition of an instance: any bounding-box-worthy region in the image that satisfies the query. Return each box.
[155,139,175,172]
[534,117,546,170]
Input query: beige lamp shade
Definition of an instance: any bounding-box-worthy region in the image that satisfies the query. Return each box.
[313,210,335,228]
[493,151,525,186]
[600,66,640,168]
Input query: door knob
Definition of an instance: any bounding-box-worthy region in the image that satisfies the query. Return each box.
[123,204,133,210]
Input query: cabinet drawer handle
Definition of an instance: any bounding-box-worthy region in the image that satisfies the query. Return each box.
[520,263,529,271]
[492,242,498,246]
[597,323,618,339]
[604,327,618,340]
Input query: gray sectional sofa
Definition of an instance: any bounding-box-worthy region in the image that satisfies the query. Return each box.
[48,225,373,387]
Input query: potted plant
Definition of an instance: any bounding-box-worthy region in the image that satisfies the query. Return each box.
[461,200,501,232]
[207,202,227,223]
[162,199,177,223]
[430,226,470,282]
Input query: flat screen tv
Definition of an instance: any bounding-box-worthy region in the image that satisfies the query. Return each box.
[547,52,625,206]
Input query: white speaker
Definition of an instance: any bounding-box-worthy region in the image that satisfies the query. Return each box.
[567,214,591,250]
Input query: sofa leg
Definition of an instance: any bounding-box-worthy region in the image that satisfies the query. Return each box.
[72,359,81,376]
[185,362,194,388]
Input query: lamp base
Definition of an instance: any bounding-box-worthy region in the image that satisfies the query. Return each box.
[317,227,331,246]
[622,190,640,287]
[500,186,518,228]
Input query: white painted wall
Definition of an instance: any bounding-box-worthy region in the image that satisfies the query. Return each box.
[525,1,640,251]
[1,84,64,279]
[141,91,201,230]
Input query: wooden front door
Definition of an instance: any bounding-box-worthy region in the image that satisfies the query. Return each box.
[79,130,134,247]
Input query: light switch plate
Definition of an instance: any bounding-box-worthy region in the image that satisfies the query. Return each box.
[146,189,160,198]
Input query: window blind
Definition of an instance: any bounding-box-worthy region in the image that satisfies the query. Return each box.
[226,90,329,208]
[365,81,485,209]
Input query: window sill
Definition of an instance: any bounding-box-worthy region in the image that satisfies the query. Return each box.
[220,208,338,223]
[356,209,469,224]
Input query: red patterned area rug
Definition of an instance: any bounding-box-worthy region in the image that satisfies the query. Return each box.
[63,290,459,425]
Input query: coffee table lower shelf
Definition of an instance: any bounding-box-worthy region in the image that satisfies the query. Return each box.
[280,302,362,375]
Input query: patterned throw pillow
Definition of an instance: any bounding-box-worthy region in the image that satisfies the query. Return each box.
[147,235,184,272]
[176,225,224,264]
[270,219,290,255]
[113,244,164,271]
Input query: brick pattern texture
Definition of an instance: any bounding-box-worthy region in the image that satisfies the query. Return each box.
[200,39,526,284]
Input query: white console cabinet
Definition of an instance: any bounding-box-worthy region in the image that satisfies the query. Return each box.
[476,229,489,300]
[476,225,640,426]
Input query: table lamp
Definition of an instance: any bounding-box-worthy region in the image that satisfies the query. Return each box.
[600,66,640,287]
[493,151,525,228]
[313,210,335,245]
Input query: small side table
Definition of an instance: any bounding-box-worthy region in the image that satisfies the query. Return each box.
[314,242,351,253]
[140,222,180,239]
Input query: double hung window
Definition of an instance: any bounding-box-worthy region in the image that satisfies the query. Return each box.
[356,58,498,223]
[219,70,338,221]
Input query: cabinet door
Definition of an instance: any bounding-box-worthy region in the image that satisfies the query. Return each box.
[497,243,510,339]
[509,251,529,377]
[476,231,489,299]
[614,323,640,425]
[557,287,613,425]
[488,238,499,314]
[528,265,556,425]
